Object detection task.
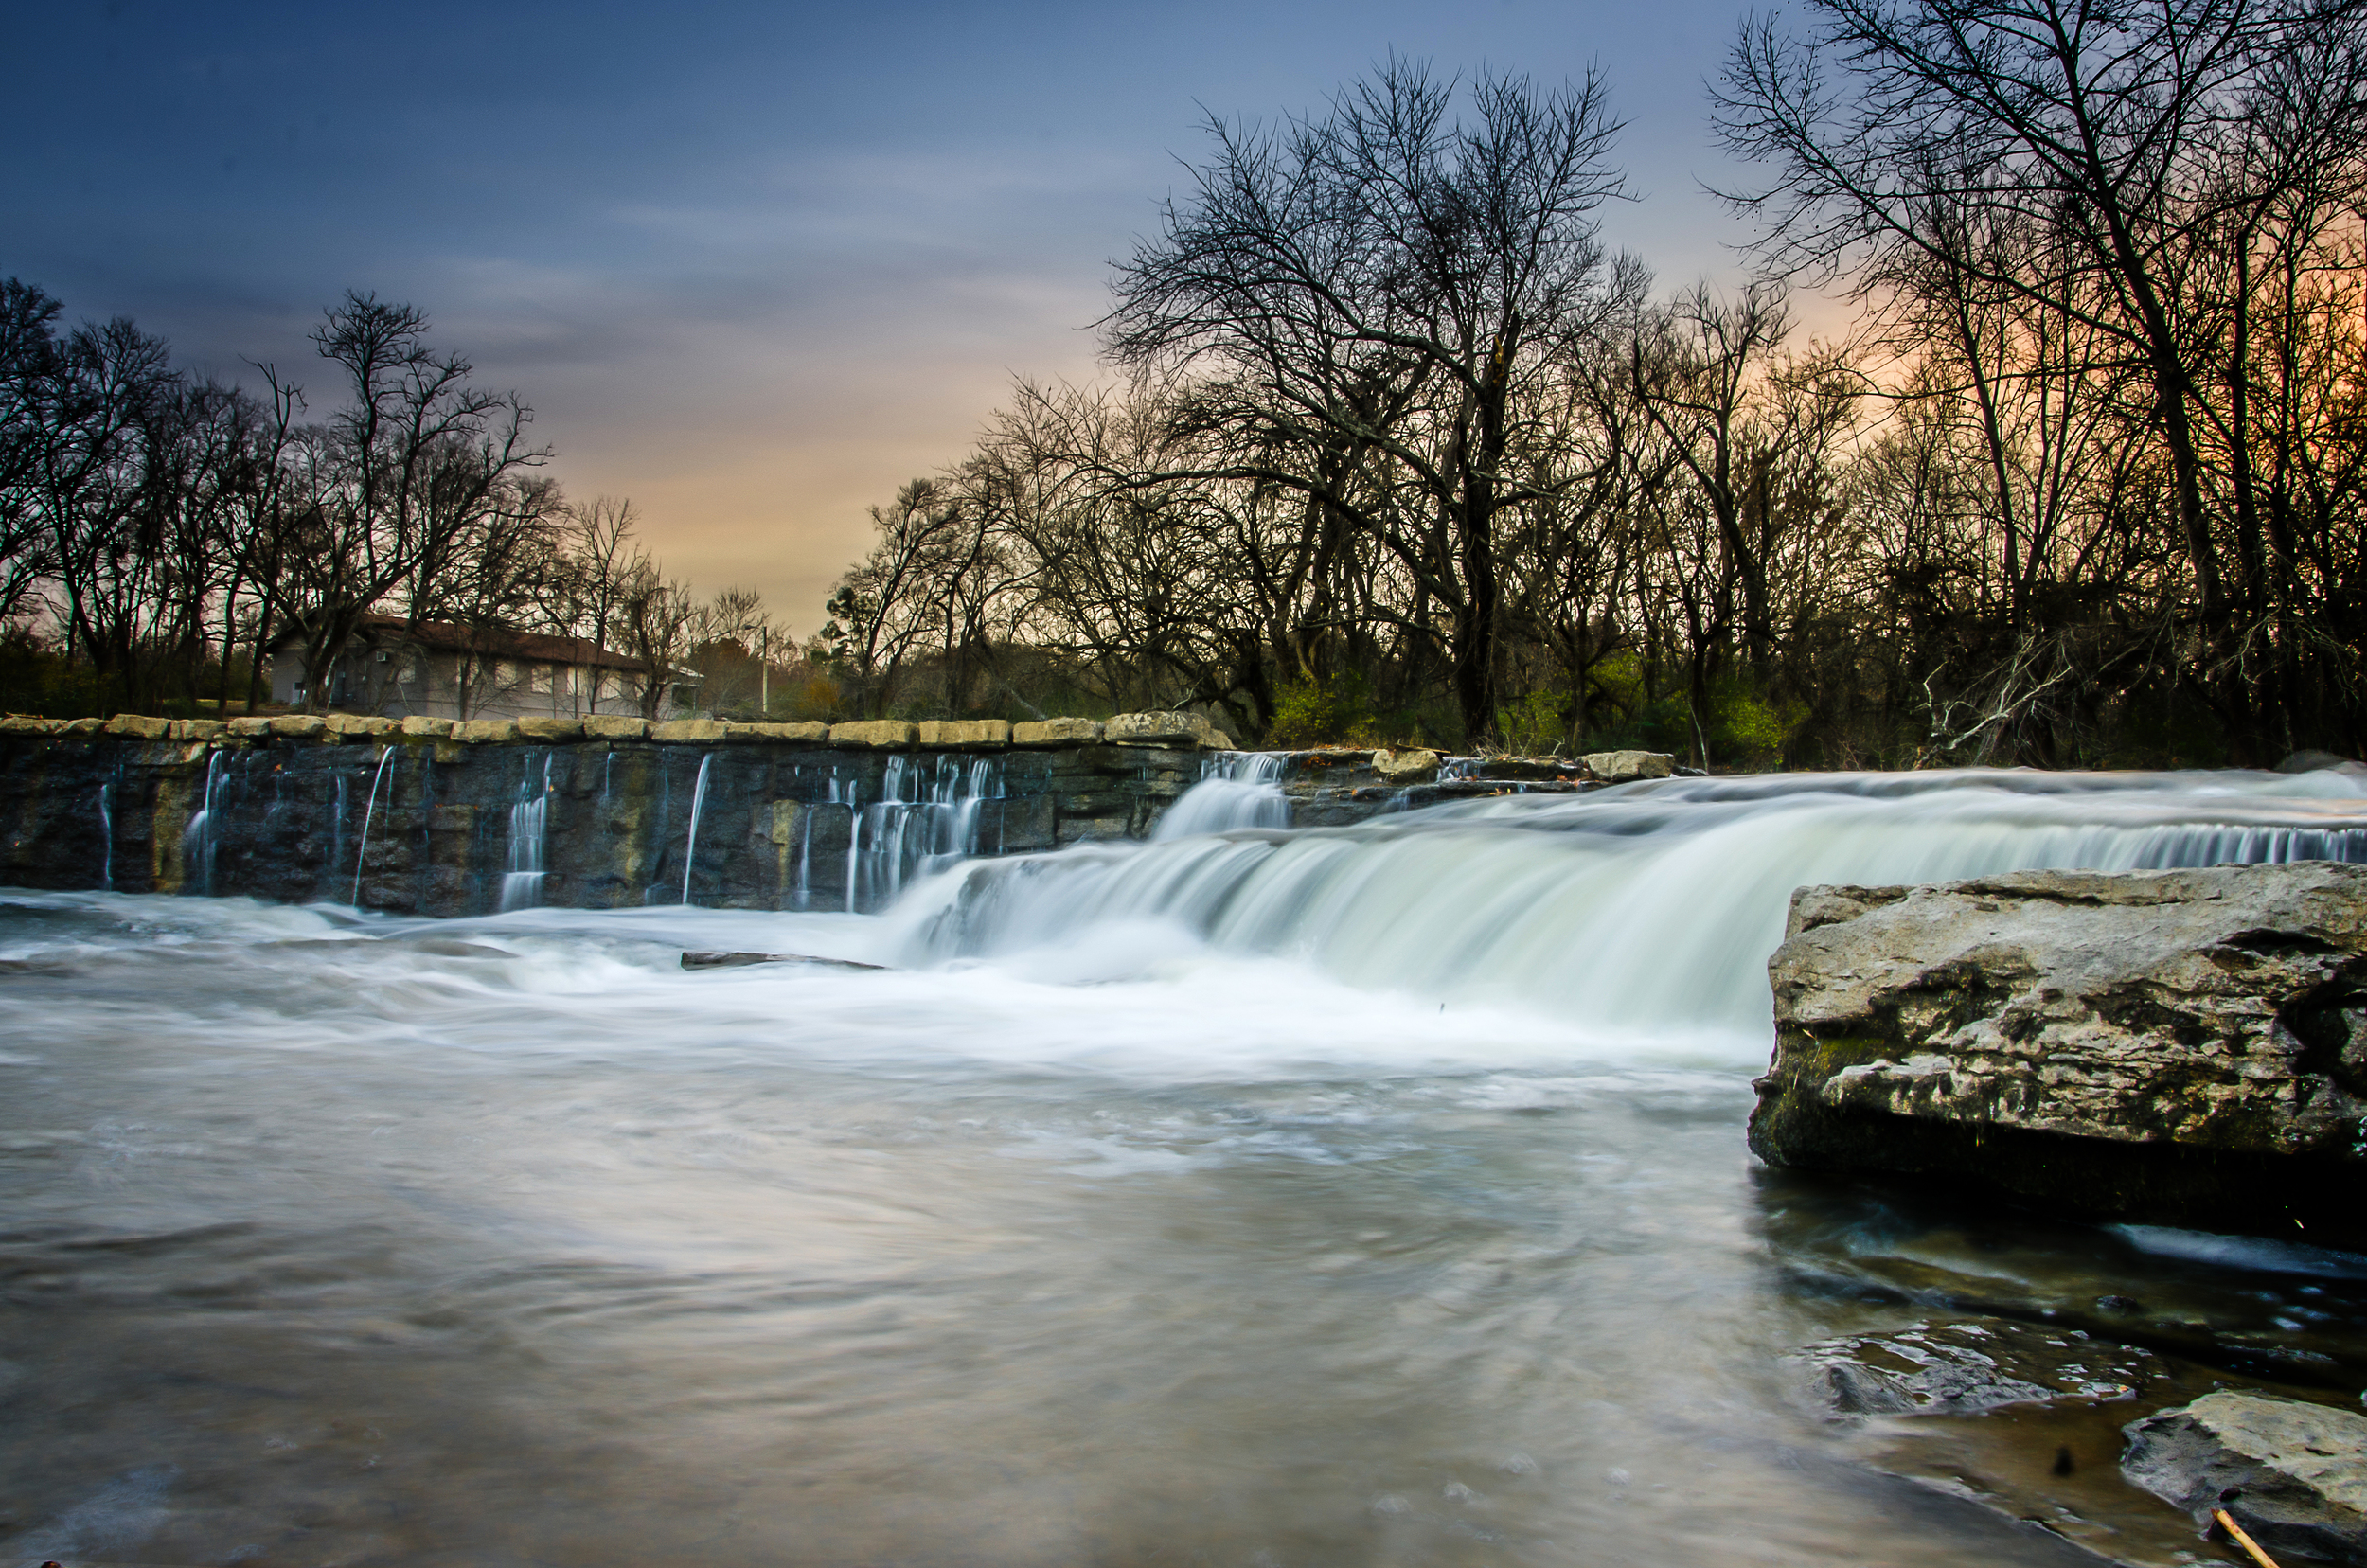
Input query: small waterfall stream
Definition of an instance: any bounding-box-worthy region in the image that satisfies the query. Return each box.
[842,753,1009,910]
[350,746,397,905]
[500,752,556,913]
[1153,751,1288,839]
[96,775,115,891]
[184,749,228,896]
[679,752,714,905]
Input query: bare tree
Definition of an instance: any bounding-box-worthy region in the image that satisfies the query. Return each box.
[274,292,549,711]
[1712,0,2367,756]
[1104,58,1633,743]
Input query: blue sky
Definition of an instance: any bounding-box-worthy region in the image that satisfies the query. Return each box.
[9,0,1776,632]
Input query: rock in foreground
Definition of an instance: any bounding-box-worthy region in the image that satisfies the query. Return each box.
[2123,1391,2367,1563]
[1751,864,2367,1240]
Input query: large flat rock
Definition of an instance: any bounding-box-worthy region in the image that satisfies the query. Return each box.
[1750,864,2367,1238]
[2123,1391,2367,1563]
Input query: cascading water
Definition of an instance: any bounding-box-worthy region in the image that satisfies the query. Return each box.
[837,753,1007,911]
[499,751,556,913]
[183,748,228,895]
[890,765,2367,1043]
[349,746,397,906]
[1152,751,1289,840]
[95,775,114,891]
[679,751,714,906]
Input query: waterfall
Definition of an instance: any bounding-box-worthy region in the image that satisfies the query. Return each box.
[885,766,2367,1041]
[1153,752,1289,840]
[96,775,115,891]
[842,753,1007,911]
[679,752,714,906]
[350,746,397,906]
[185,749,227,896]
[499,752,556,913]
[331,774,349,897]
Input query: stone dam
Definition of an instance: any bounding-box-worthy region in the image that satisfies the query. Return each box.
[0,713,1670,916]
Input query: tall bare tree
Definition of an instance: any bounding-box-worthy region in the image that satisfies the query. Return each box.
[1104,58,1634,743]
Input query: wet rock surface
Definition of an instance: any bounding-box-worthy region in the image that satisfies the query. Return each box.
[2123,1392,2367,1564]
[1752,864,2367,1242]
[1806,1319,2165,1417]
[0,731,1218,916]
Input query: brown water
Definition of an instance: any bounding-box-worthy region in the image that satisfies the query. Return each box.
[8,767,2367,1566]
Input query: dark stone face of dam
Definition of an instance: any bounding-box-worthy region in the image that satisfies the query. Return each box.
[0,731,1212,915]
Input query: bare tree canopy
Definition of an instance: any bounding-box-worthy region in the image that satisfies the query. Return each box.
[1713,0,2367,757]
[1104,58,1634,741]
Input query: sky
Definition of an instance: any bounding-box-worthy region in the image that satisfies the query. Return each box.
[7,0,1782,638]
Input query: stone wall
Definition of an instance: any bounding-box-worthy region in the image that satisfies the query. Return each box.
[0,714,1222,916]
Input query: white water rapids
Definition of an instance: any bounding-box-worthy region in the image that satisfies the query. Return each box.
[3,764,2365,1567]
[894,764,2367,1045]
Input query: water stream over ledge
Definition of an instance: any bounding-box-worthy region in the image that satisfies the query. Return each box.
[4,766,2367,1566]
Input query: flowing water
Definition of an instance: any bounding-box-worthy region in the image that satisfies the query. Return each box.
[6,767,2367,1568]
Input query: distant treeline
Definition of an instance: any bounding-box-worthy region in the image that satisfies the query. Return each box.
[0,284,803,722]
[823,7,2367,766]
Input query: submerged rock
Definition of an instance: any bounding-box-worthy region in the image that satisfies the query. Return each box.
[1750,864,2367,1241]
[1803,1319,2162,1417]
[2122,1391,2367,1563]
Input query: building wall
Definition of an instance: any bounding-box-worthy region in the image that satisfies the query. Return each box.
[272,646,685,720]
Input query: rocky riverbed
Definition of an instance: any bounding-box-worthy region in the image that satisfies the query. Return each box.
[1755,856,2367,1563]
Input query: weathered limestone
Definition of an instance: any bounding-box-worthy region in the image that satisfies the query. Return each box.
[171,719,224,741]
[1106,711,1201,746]
[651,718,728,744]
[828,720,917,749]
[724,721,828,743]
[1581,749,1674,783]
[1014,718,1103,746]
[1104,710,1236,749]
[104,714,173,739]
[2123,1392,2367,1563]
[916,719,1010,748]
[269,714,328,739]
[1751,864,2367,1238]
[1371,747,1442,784]
[325,714,398,739]
[228,716,274,738]
[400,716,454,739]
[451,719,519,743]
[579,715,646,740]
[514,717,582,743]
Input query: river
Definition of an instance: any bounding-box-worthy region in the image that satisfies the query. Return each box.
[4,766,2366,1566]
